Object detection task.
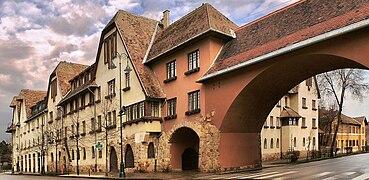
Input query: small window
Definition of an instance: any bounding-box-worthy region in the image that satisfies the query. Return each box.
[92,146,95,159]
[294,137,297,147]
[313,137,316,147]
[148,142,155,159]
[80,94,85,107]
[108,112,112,125]
[302,97,307,109]
[284,97,288,107]
[71,124,74,135]
[71,150,74,160]
[151,102,159,117]
[188,90,200,111]
[98,150,102,158]
[312,118,316,128]
[302,117,306,127]
[89,92,94,104]
[112,110,117,125]
[276,138,279,148]
[303,137,306,147]
[306,78,312,87]
[270,116,274,127]
[91,118,96,131]
[51,153,54,162]
[83,147,86,160]
[270,138,274,149]
[264,138,267,149]
[276,117,280,127]
[312,100,316,110]
[98,115,102,130]
[167,98,177,116]
[82,121,86,134]
[188,50,200,71]
[108,79,116,96]
[166,60,176,79]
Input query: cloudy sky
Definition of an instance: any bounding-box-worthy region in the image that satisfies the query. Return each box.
[0,0,368,141]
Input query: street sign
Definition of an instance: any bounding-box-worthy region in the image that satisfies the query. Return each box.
[96,142,103,151]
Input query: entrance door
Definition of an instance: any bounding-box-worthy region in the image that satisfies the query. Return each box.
[125,145,134,168]
[182,148,198,170]
[110,147,118,173]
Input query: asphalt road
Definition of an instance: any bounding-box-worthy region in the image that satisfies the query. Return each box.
[1,153,369,179]
[195,153,369,180]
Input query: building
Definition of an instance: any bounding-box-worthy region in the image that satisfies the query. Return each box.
[320,112,367,154]
[261,77,320,161]
[6,89,47,173]
[6,1,364,174]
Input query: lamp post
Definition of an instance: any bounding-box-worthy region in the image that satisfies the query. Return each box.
[111,52,130,178]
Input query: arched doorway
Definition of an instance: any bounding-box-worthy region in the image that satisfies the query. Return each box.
[169,127,200,171]
[110,147,118,173]
[125,145,134,168]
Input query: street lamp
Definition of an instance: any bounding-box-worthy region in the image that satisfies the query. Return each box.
[111,51,130,178]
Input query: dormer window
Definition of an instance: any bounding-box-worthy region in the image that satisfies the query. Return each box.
[104,32,117,67]
[107,79,116,98]
[50,79,57,100]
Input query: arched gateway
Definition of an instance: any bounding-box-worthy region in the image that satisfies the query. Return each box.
[199,1,369,169]
[109,147,118,173]
[169,127,200,171]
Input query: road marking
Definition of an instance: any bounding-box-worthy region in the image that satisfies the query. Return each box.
[322,177,336,180]
[314,172,333,177]
[351,173,369,180]
[342,172,356,176]
[256,171,297,179]
[226,171,279,179]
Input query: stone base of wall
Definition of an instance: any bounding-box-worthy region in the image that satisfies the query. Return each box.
[262,153,280,161]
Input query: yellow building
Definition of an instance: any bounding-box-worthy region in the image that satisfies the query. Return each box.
[261,77,320,161]
[335,115,367,153]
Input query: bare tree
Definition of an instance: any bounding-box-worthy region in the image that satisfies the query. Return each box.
[317,68,369,157]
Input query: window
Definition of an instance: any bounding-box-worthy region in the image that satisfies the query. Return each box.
[166,60,176,80]
[91,118,96,132]
[312,118,316,128]
[76,123,80,136]
[306,78,312,87]
[276,117,280,127]
[294,137,297,147]
[188,50,199,71]
[188,90,200,112]
[302,117,306,127]
[104,32,117,66]
[70,101,74,112]
[108,112,112,126]
[92,146,95,159]
[148,142,155,158]
[270,116,274,127]
[270,138,274,149]
[82,121,86,134]
[108,79,115,97]
[80,94,85,107]
[284,97,288,107]
[276,138,279,148]
[264,138,267,149]
[64,127,67,138]
[51,153,54,162]
[312,100,317,110]
[125,71,130,88]
[167,98,177,117]
[49,111,53,122]
[83,147,86,160]
[302,97,307,108]
[98,116,102,131]
[313,137,316,147]
[132,104,138,120]
[138,102,144,118]
[151,101,159,117]
[112,110,117,125]
[98,150,102,158]
[303,137,306,146]
[50,79,57,100]
[89,92,94,104]
[71,150,74,160]
[276,100,281,107]
[71,125,74,135]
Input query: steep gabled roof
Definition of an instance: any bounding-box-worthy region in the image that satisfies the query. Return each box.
[340,114,363,126]
[97,10,165,98]
[146,3,238,62]
[353,116,367,125]
[54,61,89,96]
[14,89,46,118]
[203,0,369,78]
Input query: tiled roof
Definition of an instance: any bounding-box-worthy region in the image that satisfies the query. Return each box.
[205,0,369,77]
[54,61,89,96]
[14,89,46,118]
[146,3,238,62]
[340,114,362,126]
[113,10,165,98]
[280,107,301,118]
[353,116,368,125]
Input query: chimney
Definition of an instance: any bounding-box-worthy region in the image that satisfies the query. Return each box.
[162,10,170,28]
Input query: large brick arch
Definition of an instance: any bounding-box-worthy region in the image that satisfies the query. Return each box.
[204,27,369,170]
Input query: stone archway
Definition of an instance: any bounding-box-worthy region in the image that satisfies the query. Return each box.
[110,146,118,173]
[169,127,200,171]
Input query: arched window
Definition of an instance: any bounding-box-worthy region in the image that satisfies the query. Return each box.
[356,140,359,146]
[72,149,74,160]
[51,153,54,162]
[125,144,134,168]
[276,138,279,148]
[264,138,267,149]
[270,138,274,149]
[83,147,86,160]
[91,146,95,158]
[293,137,297,147]
[303,137,306,147]
[148,142,155,158]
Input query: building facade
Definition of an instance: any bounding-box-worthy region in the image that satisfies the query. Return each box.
[7,1,364,174]
[261,77,320,161]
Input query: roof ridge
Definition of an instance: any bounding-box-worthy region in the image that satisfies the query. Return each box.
[164,3,208,29]
[117,9,159,22]
[206,3,212,31]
